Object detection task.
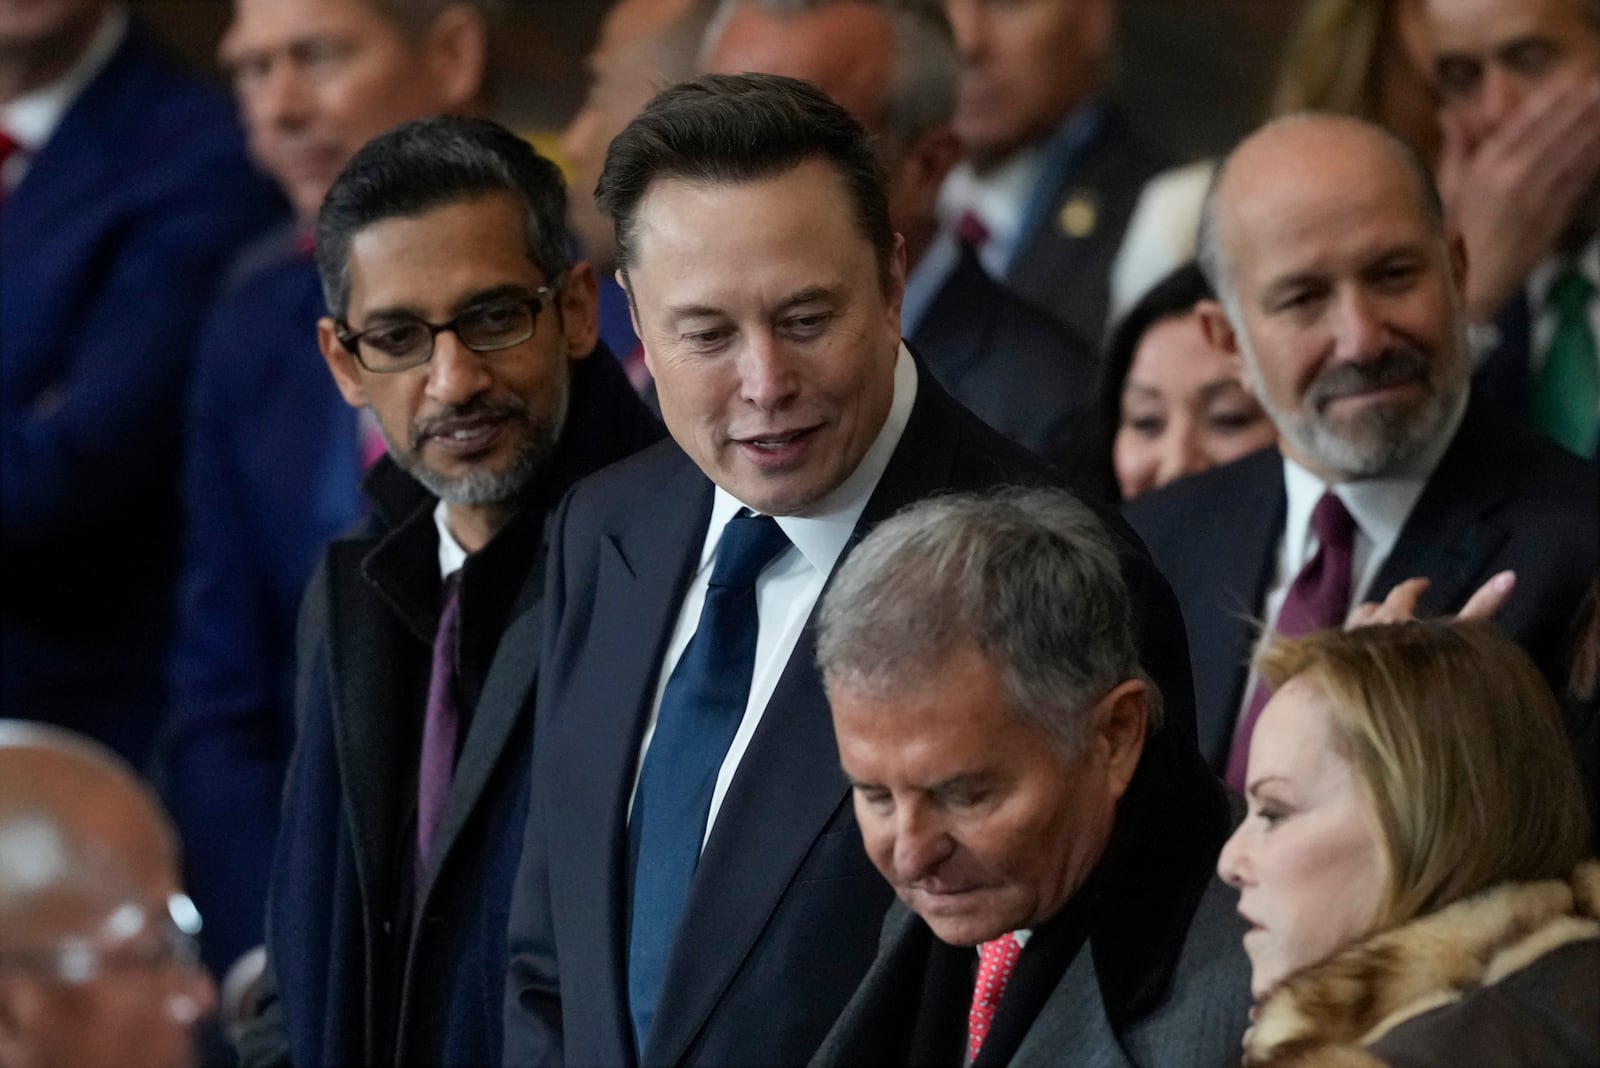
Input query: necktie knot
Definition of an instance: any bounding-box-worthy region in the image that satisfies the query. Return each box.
[709,513,789,589]
[955,209,991,250]
[1310,491,1355,551]
[0,128,18,169]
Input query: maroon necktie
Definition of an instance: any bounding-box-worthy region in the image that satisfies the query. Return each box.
[0,128,20,208]
[1226,492,1356,791]
[417,571,464,880]
[967,932,1022,1064]
[955,209,991,251]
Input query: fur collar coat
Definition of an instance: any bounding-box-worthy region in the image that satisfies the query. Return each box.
[1242,861,1600,1068]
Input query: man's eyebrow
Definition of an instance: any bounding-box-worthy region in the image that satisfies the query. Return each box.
[775,285,840,310]
[356,284,533,323]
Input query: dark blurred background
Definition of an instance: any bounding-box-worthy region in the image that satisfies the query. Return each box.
[132,0,1304,162]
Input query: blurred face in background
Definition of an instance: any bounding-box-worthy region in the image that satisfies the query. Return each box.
[1217,675,1389,1002]
[1113,308,1276,499]
[561,0,698,269]
[220,0,484,222]
[943,0,1112,168]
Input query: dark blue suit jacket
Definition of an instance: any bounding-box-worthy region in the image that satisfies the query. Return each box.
[161,232,361,976]
[241,349,664,1068]
[0,19,281,767]
[1127,396,1600,772]
[504,365,1195,1068]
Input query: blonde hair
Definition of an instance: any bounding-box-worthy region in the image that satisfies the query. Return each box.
[1271,0,1390,120]
[1256,621,1589,930]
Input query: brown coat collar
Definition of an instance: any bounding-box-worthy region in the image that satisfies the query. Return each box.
[1244,862,1600,1067]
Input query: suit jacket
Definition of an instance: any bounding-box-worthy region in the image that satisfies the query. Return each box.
[241,350,663,1068]
[808,726,1250,1068]
[912,243,1100,479]
[503,364,1197,1068]
[1003,104,1166,346]
[0,19,282,768]
[158,230,361,976]
[1126,395,1600,772]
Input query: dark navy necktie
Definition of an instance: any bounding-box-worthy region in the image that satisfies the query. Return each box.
[626,512,791,1054]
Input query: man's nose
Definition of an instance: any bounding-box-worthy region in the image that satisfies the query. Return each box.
[1330,288,1387,363]
[891,806,954,882]
[426,330,494,405]
[737,334,800,411]
[1477,64,1523,132]
[247,59,313,131]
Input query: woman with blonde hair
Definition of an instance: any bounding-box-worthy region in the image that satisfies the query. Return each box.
[1219,620,1598,1066]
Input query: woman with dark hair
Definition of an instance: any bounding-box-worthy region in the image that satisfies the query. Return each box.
[1086,262,1275,500]
[1220,621,1598,1066]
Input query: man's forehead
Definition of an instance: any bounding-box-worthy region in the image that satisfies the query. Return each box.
[1427,0,1595,46]
[222,0,397,57]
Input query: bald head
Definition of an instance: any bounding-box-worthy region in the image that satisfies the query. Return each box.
[1190,113,1470,482]
[1198,113,1446,313]
[0,723,211,1068]
[0,724,177,939]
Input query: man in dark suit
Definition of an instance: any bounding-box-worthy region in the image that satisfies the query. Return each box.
[1425,0,1600,458]
[809,488,1248,1068]
[0,0,280,769]
[503,72,1194,1068]
[234,117,663,1068]
[162,0,494,980]
[702,0,1097,469]
[1128,113,1599,785]
[938,0,1164,344]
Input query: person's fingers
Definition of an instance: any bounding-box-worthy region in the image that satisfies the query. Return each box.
[1347,577,1431,629]
[1457,570,1516,622]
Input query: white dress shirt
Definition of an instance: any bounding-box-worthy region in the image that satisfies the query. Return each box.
[1233,397,1466,737]
[936,147,1047,281]
[630,345,920,846]
[433,499,468,582]
[0,5,126,193]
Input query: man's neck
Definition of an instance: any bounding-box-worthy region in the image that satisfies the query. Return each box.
[0,8,106,105]
[444,501,514,555]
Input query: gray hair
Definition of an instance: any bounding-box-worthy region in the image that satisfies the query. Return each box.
[816,487,1158,755]
[1195,111,1446,322]
[700,0,958,164]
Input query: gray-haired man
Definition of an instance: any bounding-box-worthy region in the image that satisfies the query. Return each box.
[811,488,1248,1068]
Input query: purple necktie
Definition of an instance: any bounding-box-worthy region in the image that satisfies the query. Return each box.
[417,571,464,879]
[1226,492,1356,791]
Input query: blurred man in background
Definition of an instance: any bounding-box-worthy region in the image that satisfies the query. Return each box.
[0,721,217,1068]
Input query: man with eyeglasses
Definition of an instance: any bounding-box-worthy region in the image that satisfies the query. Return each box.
[232,116,662,1067]
[0,720,216,1068]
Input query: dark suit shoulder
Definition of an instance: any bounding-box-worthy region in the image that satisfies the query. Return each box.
[1125,447,1281,547]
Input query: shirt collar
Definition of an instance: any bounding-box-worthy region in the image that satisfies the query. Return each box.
[433,499,469,579]
[1,5,127,151]
[1279,392,1465,566]
[702,342,919,577]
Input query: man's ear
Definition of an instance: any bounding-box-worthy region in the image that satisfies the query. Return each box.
[422,3,489,113]
[318,317,371,409]
[558,261,600,361]
[1087,679,1150,803]
[1195,297,1250,383]
[892,125,962,218]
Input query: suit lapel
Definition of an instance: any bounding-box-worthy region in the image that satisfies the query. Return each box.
[1187,455,1284,767]
[1373,402,1512,614]
[565,465,714,1057]
[1010,951,1133,1068]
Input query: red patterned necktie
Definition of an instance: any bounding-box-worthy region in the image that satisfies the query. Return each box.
[1226,491,1356,791]
[417,571,464,884]
[967,932,1022,1064]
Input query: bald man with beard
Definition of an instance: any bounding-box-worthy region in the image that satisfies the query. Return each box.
[0,722,216,1068]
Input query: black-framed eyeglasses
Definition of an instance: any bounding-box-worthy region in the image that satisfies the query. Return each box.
[334,281,562,373]
[0,892,203,985]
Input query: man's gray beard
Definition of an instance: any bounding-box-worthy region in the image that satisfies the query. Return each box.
[382,366,571,508]
[1239,322,1470,480]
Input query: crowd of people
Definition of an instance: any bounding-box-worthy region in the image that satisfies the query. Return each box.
[1,0,1597,1065]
